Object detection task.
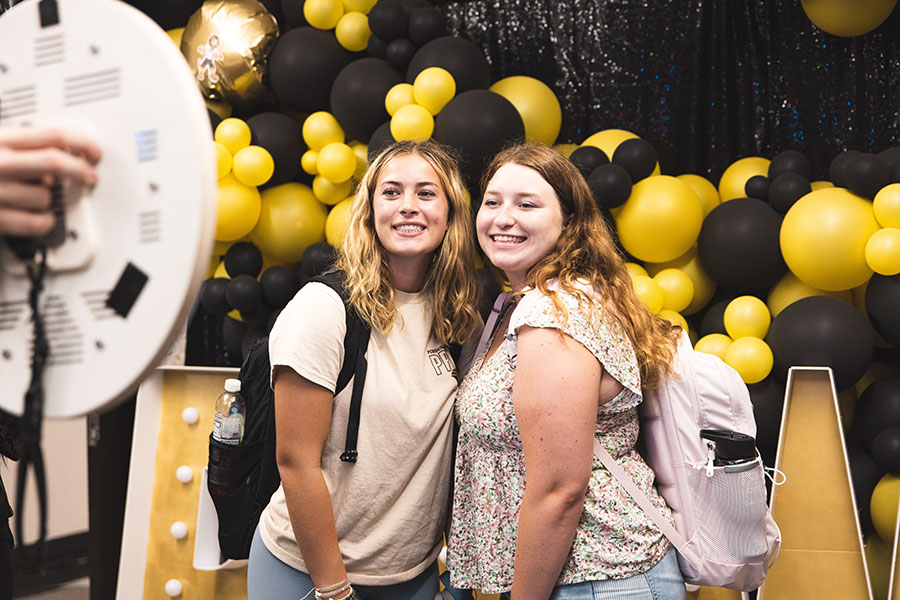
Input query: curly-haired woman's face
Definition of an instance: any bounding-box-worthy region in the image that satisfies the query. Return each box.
[478,162,565,291]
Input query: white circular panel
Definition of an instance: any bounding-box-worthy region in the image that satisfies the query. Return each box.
[0,0,217,417]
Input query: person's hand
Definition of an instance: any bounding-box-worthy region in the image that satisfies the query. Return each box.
[0,126,102,237]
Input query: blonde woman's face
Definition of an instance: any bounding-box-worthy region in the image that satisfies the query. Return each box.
[372,154,450,272]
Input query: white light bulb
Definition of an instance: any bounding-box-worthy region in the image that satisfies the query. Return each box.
[176,465,193,483]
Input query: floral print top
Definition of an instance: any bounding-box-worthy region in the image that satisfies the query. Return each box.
[447,283,672,594]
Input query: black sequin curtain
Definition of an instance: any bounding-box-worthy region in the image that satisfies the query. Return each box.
[434,0,900,182]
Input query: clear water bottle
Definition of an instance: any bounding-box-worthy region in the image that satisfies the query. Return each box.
[213,378,245,445]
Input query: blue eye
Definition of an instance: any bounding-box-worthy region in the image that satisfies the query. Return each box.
[483,198,499,207]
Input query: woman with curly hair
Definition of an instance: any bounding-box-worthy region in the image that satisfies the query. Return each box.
[447,144,685,600]
[248,140,481,600]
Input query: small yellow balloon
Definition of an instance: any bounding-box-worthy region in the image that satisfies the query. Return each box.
[317,142,357,183]
[304,0,344,29]
[810,180,834,191]
[250,183,327,262]
[766,271,853,317]
[216,174,262,241]
[413,67,457,115]
[326,197,354,248]
[724,337,773,384]
[214,141,232,179]
[303,112,344,151]
[645,245,716,316]
[302,150,320,175]
[215,118,252,155]
[718,156,770,203]
[342,0,377,13]
[335,11,371,52]
[677,174,720,217]
[390,104,435,142]
[385,83,416,116]
[489,75,562,145]
[874,183,900,228]
[658,309,689,333]
[631,275,664,314]
[625,262,649,279]
[313,175,353,206]
[871,473,900,542]
[866,228,900,276]
[653,268,694,313]
[723,296,771,340]
[581,129,638,163]
[232,145,275,187]
[350,141,368,178]
[801,0,897,37]
[695,333,733,361]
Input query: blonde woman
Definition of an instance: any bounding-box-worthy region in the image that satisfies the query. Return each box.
[448,144,685,600]
[248,140,481,600]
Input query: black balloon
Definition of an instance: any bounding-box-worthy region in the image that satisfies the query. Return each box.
[268,27,355,113]
[768,172,811,215]
[854,376,900,452]
[367,1,409,42]
[240,302,274,329]
[697,198,787,293]
[246,112,304,187]
[848,446,885,534]
[699,297,733,337]
[829,150,862,188]
[301,242,338,279]
[846,154,891,199]
[569,145,610,177]
[367,33,388,59]
[872,428,900,474]
[433,89,525,188]
[878,147,900,168]
[260,265,301,308]
[226,274,264,313]
[866,274,900,347]
[408,7,448,46]
[747,375,785,468]
[611,138,657,182]
[406,36,492,94]
[367,121,397,162]
[331,58,403,143]
[122,0,203,30]
[892,161,900,184]
[744,175,769,201]
[386,38,416,71]
[222,316,248,359]
[224,241,263,278]
[767,296,874,391]
[768,150,811,180]
[587,164,632,209]
[200,277,231,315]
[280,0,308,28]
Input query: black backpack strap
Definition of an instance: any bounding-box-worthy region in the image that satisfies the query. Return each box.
[309,268,371,463]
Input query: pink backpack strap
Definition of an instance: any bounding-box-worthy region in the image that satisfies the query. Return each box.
[473,292,512,361]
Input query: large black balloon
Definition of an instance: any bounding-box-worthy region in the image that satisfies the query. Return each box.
[367,121,397,162]
[848,446,885,534]
[406,36,492,94]
[301,242,338,279]
[747,375,785,468]
[367,1,409,42]
[846,154,890,199]
[697,198,787,293]
[259,265,301,308]
[246,112,304,187]
[611,138,658,182]
[767,296,874,391]
[331,58,403,143]
[569,145,609,177]
[122,0,202,30]
[224,241,263,278]
[768,150,811,180]
[892,161,900,184]
[268,27,355,113]
[872,429,900,474]
[587,164,631,209]
[829,150,862,188]
[408,7,448,46]
[226,274,263,313]
[433,90,525,188]
[768,172,811,215]
[744,175,769,201]
[866,274,900,347]
[200,277,231,315]
[878,147,900,168]
[280,0,308,28]
[853,376,900,453]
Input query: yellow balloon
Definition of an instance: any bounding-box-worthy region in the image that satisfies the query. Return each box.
[625,262,649,279]
[350,141,368,178]
[232,145,275,187]
[865,533,893,600]
[723,296,771,340]
[304,0,344,29]
[644,245,716,315]
[766,271,853,317]
[216,174,262,241]
[413,67,456,115]
[303,112,344,151]
[801,0,897,37]
[724,337,773,384]
[554,143,578,159]
[717,156,770,202]
[342,0,377,12]
[214,141,232,179]
[581,129,638,162]
[866,228,900,276]
[214,118,252,155]
[250,183,327,262]
[317,142,357,183]
[489,75,562,145]
[615,175,703,263]
[874,183,900,228]
[313,175,353,206]
[695,333,733,361]
[385,83,416,116]
[810,180,834,191]
[302,150,319,175]
[658,309,689,333]
[631,275,664,314]
[871,473,900,541]
[335,11,371,52]
[390,104,435,142]
[780,187,881,291]
[167,27,184,47]
[653,268,694,313]
[677,174,720,217]
[326,197,354,248]
[213,258,230,279]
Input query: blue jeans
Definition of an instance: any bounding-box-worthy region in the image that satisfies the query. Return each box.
[548,548,685,600]
[247,526,440,600]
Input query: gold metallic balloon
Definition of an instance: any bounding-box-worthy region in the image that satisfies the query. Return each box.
[181,0,279,109]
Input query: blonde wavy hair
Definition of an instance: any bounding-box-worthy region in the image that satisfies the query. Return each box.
[480,144,680,389]
[336,140,482,345]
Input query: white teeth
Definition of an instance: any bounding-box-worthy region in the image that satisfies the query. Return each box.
[396,225,425,232]
[493,235,524,243]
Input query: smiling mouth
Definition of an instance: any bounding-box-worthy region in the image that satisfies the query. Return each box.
[491,234,525,243]
[394,225,425,233]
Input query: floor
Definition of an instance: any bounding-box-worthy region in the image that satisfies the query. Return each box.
[17,577,89,600]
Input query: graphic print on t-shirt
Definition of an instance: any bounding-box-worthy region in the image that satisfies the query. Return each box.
[427,345,456,378]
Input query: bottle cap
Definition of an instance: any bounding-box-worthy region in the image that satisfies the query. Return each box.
[224,378,241,393]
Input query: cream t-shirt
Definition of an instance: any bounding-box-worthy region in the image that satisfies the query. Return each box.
[260,282,458,585]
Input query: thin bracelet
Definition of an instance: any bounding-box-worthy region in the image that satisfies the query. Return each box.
[317,579,349,593]
[315,583,353,600]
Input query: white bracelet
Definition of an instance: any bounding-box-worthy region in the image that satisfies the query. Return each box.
[314,583,354,600]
